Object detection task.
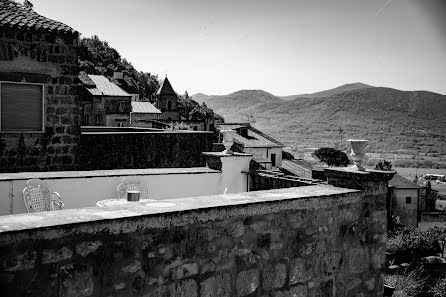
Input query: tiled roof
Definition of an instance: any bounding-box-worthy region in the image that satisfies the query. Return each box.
[216,123,284,148]
[156,77,176,96]
[131,101,161,114]
[78,71,96,87]
[111,76,139,94]
[389,174,421,189]
[0,1,76,34]
[85,75,130,97]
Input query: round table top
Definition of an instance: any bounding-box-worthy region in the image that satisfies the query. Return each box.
[96,199,155,207]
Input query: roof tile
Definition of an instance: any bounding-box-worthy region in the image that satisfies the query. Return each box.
[0,1,76,34]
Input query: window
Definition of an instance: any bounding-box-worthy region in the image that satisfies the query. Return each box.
[406,196,412,204]
[84,114,89,125]
[271,153,276,167]
[168,101,172,111]
[0,82,44,132]
[117,122,123,127]
[118,101,125,112]
[95,114,100,124]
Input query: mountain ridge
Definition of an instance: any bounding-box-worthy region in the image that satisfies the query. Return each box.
[192,83,446,155]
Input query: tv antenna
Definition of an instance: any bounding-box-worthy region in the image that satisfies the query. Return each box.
[338,127,343,150]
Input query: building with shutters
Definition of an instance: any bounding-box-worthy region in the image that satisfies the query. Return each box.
[0,0,80,172]
[78,72,132,127]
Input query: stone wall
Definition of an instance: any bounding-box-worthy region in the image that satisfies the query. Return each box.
[79,131,214,170]
[0,27,80,172]
[0,168,393,297]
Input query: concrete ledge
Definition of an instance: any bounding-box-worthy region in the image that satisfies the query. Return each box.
[0,167,220,181]
[0,184,360,241]
[202,152,253,158]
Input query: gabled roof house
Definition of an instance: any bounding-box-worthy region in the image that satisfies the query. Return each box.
[79,72,132,127]
[216,123,285,169]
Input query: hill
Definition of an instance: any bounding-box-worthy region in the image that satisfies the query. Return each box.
[193,89,284,117]
[193,84,446,156]
[280,82,374,100]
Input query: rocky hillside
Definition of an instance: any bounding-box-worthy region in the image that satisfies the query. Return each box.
[192,84,446,155]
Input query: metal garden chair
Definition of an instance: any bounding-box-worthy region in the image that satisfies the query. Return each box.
[22,179,64,213]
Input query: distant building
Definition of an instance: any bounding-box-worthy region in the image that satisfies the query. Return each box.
[130,101,162,126]
[388,173,422,227]
[215,123,285,169]
[79,72,132,127]
[156,77,180,122]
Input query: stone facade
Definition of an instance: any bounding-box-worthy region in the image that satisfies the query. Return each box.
[0,26,80,172]
[0,168,392,297]
[79,131,214,170]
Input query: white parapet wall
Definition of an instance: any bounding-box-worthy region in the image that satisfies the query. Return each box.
[0,153,252,215]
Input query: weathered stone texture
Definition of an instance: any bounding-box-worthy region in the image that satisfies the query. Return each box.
[236,269,259,296]
[0,169,392,297]
[0,27,80,173]
[79,132,213,170]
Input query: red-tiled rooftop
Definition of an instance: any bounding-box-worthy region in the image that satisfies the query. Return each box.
[0,0,76,34]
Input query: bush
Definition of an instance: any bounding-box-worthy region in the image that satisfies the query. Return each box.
[314,147,349,167]
[385,268,428,297]
[386,227,440,264]
[431,277,446,297]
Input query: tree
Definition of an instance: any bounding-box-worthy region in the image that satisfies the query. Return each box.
[78,35,160,100]
[314,147,349,167]
[376,160,392,171]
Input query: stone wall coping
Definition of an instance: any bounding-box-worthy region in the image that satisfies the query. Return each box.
[0,167,220,182]
[81,131,214,135]
[202,152,253,158]
[0,184,360,238]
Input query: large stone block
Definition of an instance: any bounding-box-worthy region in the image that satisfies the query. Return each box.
[60,264,94,297]
[75,241,102,257]
[348,248,369,274]
[262,263,286,290]
[42,247,73,264]
[290,258,313,284]
[145,279,197,297]
[170,263,199,280]
[200,273,231,297]
[236,269,259,296]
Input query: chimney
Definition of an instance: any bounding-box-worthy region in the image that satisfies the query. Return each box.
[113,65,123,80]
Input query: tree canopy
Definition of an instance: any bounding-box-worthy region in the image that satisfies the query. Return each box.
[314,147,350,167]
[178,92,224,123]
[78,35,160,101]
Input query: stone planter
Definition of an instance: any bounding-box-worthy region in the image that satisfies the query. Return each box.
[347,139,369,171]
[220,130,235,155]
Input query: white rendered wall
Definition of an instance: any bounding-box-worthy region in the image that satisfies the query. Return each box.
[0,159,250,215]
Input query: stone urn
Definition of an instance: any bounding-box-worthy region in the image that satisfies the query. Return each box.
[347,139,369,171]
[220,130,235,155]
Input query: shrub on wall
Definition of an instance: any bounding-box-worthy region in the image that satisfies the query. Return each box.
[430,277,446,297]
[387,227,440,264]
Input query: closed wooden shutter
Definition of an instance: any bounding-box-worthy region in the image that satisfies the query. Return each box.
[1,83,43,131]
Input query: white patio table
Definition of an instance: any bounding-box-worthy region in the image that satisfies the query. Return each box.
[96,199,155,207]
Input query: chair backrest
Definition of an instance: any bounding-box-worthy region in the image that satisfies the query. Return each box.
[23,179,64,213]
[116,177,149,200]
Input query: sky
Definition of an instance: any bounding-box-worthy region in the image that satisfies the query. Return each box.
[24,0,446,96]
